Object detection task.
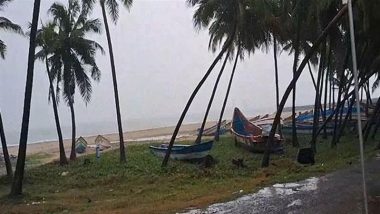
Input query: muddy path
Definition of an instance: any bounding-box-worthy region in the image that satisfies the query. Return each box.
[182,158,380,214]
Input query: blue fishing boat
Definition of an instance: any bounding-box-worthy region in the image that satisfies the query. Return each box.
[231,108,283,153]
[149,140,213,160]
[282,122,334,134]
[75,136,87,154]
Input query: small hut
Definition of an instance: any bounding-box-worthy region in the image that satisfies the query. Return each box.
[95,135,112,151]
[75,136,88,154]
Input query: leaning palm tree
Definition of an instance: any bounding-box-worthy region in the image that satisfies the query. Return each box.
[0,0,23,180]
[47,0,104,160]
[10,0,41,196]
[95,0,133,163]
[163,0,265,166]
[161,0,240,166]
[189,0,249,144]
[35,23,68,165]
[214,0,270,141]
[261,4,350,167]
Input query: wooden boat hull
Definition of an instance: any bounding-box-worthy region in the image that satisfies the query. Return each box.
[75,137,87,154]
[75,143,87,154]
[282,123,334,134]
[149,140,213,160]
[233,134,283,153]
[231,108,284,153]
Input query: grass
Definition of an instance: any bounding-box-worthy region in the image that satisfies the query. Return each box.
[0,133,378,214]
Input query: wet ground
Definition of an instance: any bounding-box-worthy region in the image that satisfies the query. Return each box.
[181,158,380,214]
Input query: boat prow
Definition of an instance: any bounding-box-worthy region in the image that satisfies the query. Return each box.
[231,108,284,153]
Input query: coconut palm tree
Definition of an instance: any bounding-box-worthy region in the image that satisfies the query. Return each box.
[189,0,270,143]
[162,0,249,166]
[190,0,253,144]
[47,0,104,160]
[95,0,132,163]
[35,22,68,165]
[10,0,41,196]
[0,0,23,180]
[261,4,349,167]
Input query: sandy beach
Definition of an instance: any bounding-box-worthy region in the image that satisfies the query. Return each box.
[0,110,295,175]
[4,121,217,163]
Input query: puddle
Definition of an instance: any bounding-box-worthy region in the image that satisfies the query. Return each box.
[180,177,320,214]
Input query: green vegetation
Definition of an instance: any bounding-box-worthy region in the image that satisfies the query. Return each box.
[0,134,377,213]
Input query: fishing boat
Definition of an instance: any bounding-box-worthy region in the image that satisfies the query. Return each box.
[282,122,334,134]
[149,140,213,160]
[94,135,112,151]
[75,136,87,154]
[198,120,227,136]
[231,108,283,153]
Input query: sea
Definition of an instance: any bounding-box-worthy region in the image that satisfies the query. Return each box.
[2,107,273,147]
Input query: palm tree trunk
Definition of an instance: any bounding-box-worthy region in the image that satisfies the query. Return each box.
[332,80,335,108]
[307,62,317,89]
[274,37,280,109]
[261,4,349,167]
[366,82,372,105]
[322,49,331,139]
[215,45,241,141]
[332,65,348,147]
[314,69,377,140]
[311,41,326,153]
[371,114,380,139]
[329,74,332,110]
[291,75,298,146]
[101,3,126,163]
[69,100,76,160]
[363,96,380,141]
[331,95,344,146]
[273,37,283,138]
[291,18,301,148]
[0,112,12,179]
[162,33,236,167]
[10,0,41,196]
[45,58,67,165]
[338,98,355,139]
[308,61,325,115]
[195,51,230,144]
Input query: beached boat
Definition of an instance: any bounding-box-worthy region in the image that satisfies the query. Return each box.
[94,135,112,151]
[198,120,227,136]
[231,108,283,153]
[282,122,334,134]
[149,140,213,160]
[75,136,87,154]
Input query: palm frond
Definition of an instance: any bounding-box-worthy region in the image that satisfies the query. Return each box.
[122,0,133,10]
[106,0,119,23]
[0,39,6,59]
[0,17,23,35]
[0,0,12,9]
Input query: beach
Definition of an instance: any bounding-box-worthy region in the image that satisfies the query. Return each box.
[3,121,217,164]
[0,110,296,176]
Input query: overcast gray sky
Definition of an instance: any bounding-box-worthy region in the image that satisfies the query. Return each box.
[0,0,320,144]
